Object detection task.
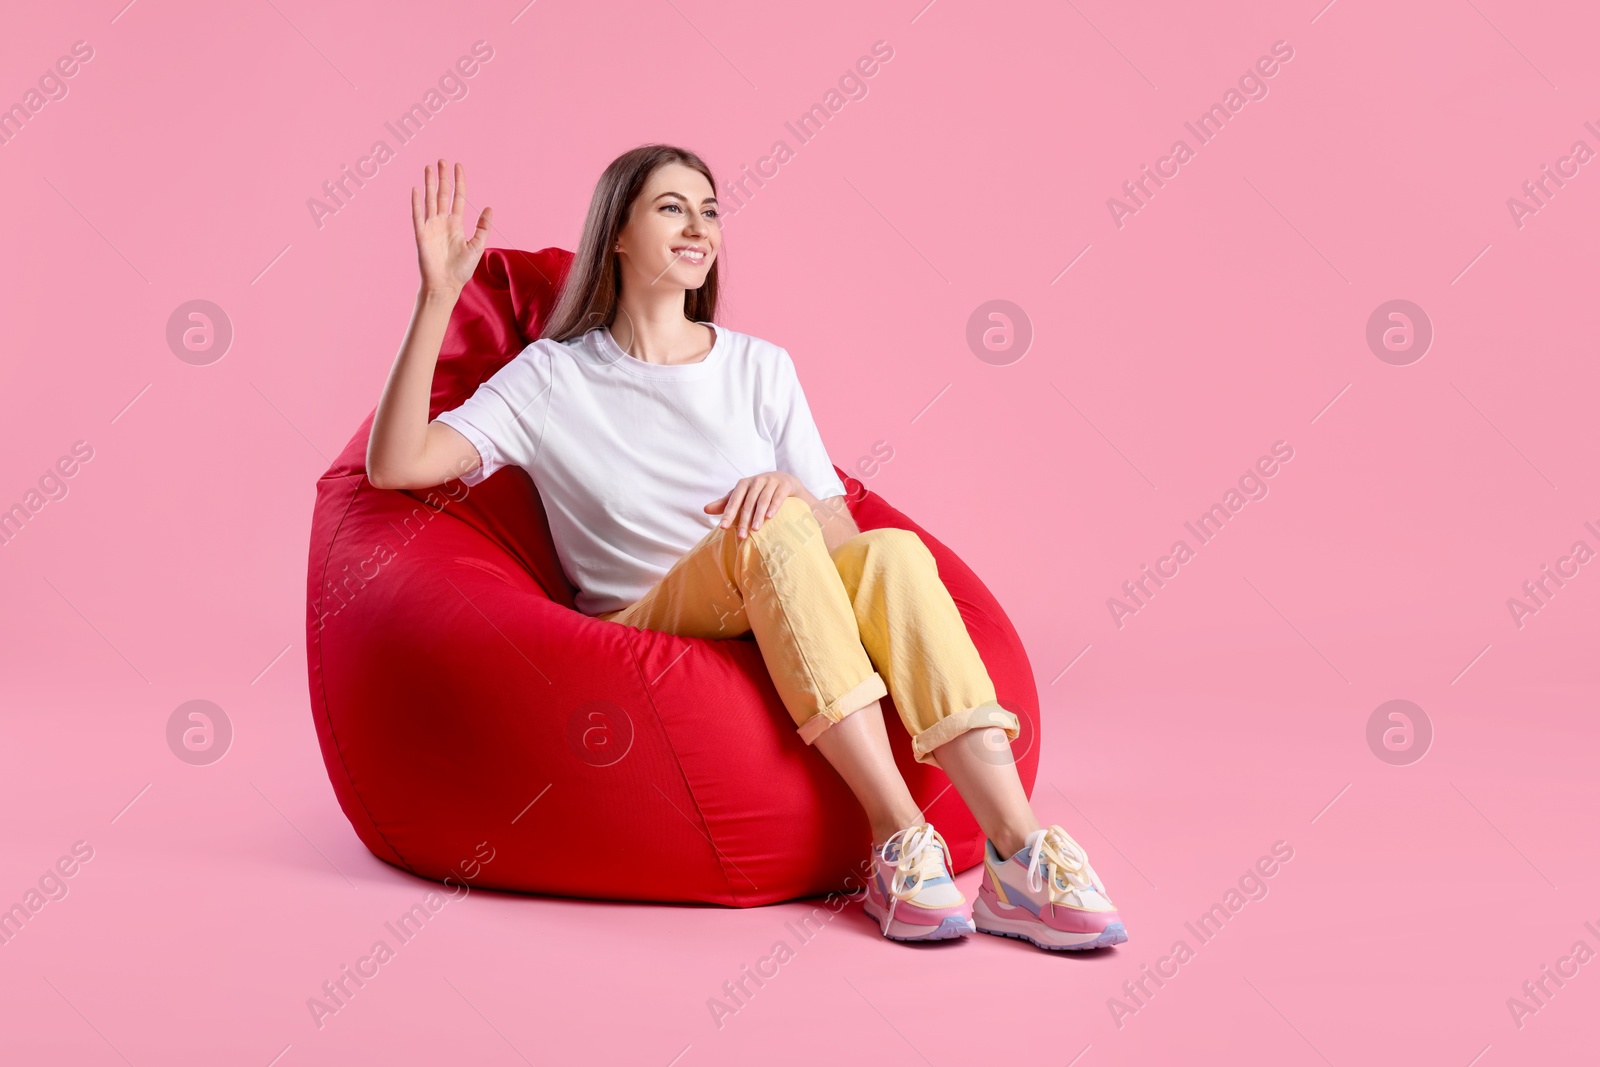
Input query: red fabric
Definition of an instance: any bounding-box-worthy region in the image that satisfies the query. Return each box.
[304,246,1041,905]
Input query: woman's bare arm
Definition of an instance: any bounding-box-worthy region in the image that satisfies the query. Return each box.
[805,489,861,554]
[366,159,493,491]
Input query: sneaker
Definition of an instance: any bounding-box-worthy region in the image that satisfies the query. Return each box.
[861,823,976,941]
[973,825,1128,951]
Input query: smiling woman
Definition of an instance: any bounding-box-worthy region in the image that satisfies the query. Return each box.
[538,145,724,353]
[356,145,1110,951]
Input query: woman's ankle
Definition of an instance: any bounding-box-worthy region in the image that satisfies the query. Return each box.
[869,809,926,849]
[987,819,1042,861]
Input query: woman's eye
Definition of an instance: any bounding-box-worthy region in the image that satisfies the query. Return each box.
[662,203,681,213]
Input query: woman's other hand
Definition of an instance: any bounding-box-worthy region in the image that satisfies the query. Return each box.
[704,472,812,539]
[412,159,492,296]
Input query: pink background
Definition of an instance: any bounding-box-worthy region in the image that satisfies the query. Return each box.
[2,0,1596,1063]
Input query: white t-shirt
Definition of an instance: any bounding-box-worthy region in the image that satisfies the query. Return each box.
[434,323,850,616]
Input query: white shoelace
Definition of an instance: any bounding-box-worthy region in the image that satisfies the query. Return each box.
[1026,825,1093,905]
[876,823,948,935]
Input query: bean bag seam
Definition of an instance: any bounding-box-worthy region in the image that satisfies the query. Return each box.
[310,472,418,874]
[616,631,744,906]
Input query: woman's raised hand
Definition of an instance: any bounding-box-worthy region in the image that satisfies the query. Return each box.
[411,159,493,296]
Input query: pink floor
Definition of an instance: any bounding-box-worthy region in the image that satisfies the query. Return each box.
[3,0,1598,1064]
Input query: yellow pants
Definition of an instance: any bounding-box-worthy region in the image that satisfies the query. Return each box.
[597,495,1019,766]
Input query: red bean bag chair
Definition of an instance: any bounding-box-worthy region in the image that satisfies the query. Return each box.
[303,246,1041,905]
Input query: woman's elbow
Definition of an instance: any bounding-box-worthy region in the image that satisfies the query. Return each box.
[366,460,405,490]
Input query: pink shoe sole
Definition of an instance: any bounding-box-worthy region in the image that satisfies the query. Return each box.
[862,896,976,941]
[973,890,1128,951]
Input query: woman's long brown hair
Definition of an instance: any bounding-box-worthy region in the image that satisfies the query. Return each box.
[540,144,721,343]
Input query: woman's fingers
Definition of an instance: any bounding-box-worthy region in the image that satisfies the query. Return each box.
[716,476,796,537]
[721,483,747,530]
[764,479,792,518]
[468,206,493,252]
[420,160,480,233]
[738,481,769,537]
[416,161,487,289]
[739,488,760,534]
[750,483,780,531]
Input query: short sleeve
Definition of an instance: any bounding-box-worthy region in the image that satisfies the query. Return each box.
[433,342,553,487]
[765,348,849,502]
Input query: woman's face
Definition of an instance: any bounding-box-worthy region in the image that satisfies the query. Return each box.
[614,162,720,290]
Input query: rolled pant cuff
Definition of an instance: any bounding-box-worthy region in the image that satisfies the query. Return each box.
[797,672,889,745]
[910,702,1020,767]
